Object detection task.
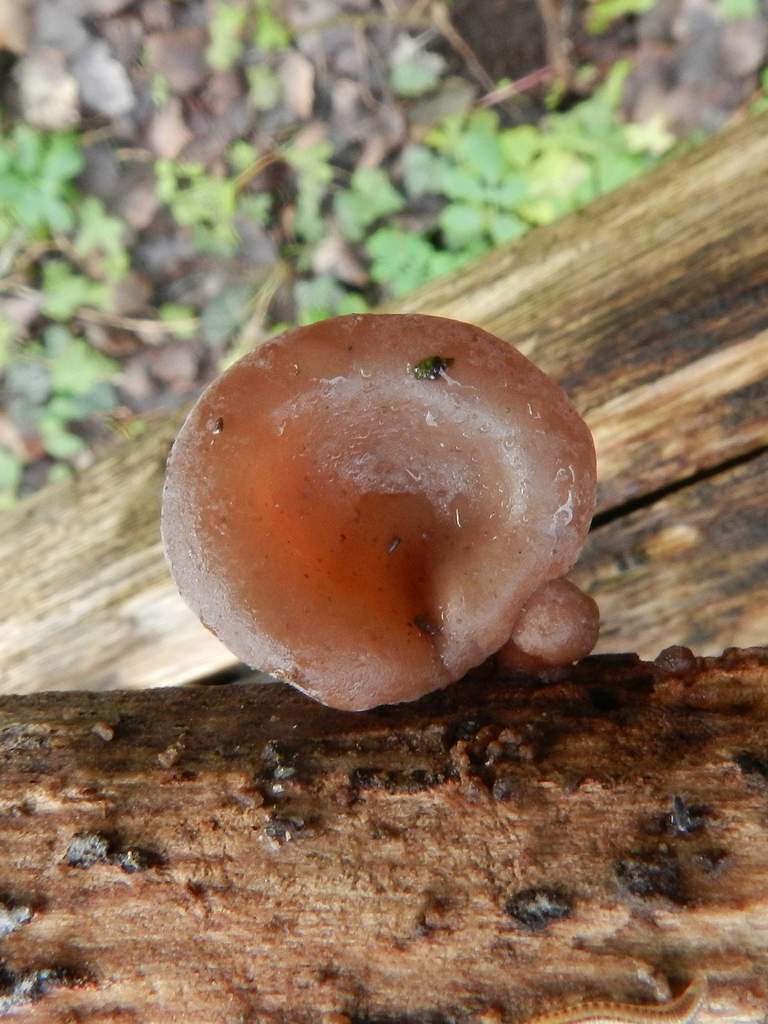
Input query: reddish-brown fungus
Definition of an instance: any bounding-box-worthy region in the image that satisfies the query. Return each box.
[161,314,598,711]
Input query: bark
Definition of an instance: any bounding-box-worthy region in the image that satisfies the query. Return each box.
[1,118,768,693]
[0,649,767,1022]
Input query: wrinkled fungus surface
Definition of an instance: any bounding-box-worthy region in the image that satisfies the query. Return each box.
[162,314,597,711]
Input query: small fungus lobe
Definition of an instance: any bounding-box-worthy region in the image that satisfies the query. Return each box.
[162,314,598,710]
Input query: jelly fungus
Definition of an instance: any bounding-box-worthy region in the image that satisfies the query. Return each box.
[161,314,598,710]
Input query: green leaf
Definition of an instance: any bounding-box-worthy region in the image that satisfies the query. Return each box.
[625,114,676,157]
[159,304,198,339]
[74,197,129,281]
[527,148,592,202]
[391,49,445,98]
[337,293,369,315]
[247,65,281,110]
[207,1,247,71]
[237,192,272,225]
[437,165,486,203]
[366,229,436,296]
[499,125,541,167]
[293,179,327,243]
[586,0,655,33]
[486,176,529,210]
[593,147,645,193]
[716,0,759,17]
[41,261,108,320]
[0,313,14,371]
[47,462,74,486]
[255,0,292,51]
[455,110,506,183]
[488,212,528,245]
[41,133,84,185]
[333,168,405,242]
[401,145,448,198]
[151,73,171,107]
[45,326,118,397]
[294,275,345,324]
[438,203,486,249]
[38,415,86,459]
[228,140,259,173]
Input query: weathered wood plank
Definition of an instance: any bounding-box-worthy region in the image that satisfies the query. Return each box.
[1,115,767,694]
[574,450,768,659]
[0,650,766,1022]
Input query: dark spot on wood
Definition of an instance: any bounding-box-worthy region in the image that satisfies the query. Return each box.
[349,767,447,794]
[589,687,624,712]
[264,815,305,843]
[0,963,82,1013]
[491,774,519,801]
[0,899,32,938]
[694,847,729,874]
[580,652,642,669]
[450,715,493,743]
[669,794,707,835]
[261,740,298,779]
[503,887,572,931]
[65,832,158,872]
[615,848,684,902]
[65,832,110,868]
[735,751,768,781]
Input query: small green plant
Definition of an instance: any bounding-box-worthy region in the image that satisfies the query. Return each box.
[0,125,84,243]
[716,0,759,18]
[752,67,768,113]
[0,125,134,505]
[586,0,656,34]
[207,0,292,71]
[155,147,271,255]
[0,326,118,505]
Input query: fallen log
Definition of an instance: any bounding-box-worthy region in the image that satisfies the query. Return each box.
[0,649,766,1022]
[1,115,767,694]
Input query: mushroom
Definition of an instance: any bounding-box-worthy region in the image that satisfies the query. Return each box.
[161,313,597,711]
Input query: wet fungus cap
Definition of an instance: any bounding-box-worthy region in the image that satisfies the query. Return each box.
[161,313,598,711]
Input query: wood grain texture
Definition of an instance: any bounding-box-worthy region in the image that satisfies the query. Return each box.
[0,650,766,1023]
[1,115,767,694]
[574,451,768,659]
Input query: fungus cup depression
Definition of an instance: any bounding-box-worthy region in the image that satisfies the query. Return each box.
[161,313,598,711]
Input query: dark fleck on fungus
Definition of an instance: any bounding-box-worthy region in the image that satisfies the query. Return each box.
[503,887,572,931]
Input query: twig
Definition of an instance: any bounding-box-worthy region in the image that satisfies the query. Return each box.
[233,153,281,196]
[75,307,198,343]
[225,262,289,366]
[295,11,432,34]
[477,66,555,108]
[429,1,496,93]
[535,0,572,84]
